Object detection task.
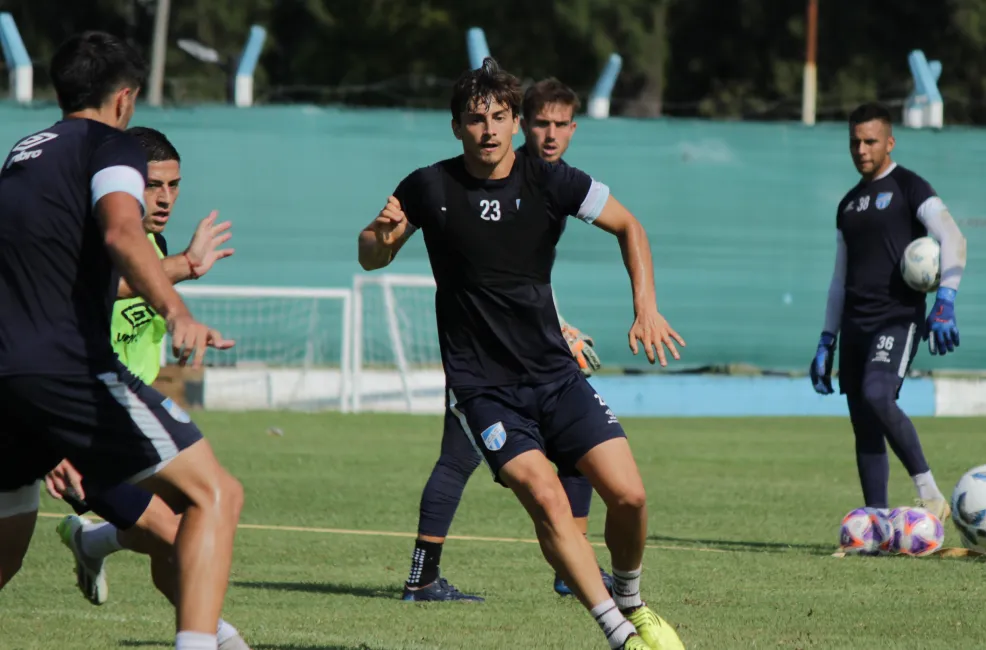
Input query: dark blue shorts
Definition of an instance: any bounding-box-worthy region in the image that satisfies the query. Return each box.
[448,371,626,486]
[64,482,155,531]
[0,361,203,493]
[839,319,922,398]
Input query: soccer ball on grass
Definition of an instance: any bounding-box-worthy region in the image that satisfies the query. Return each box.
[950,465,986,553]
[890,506,944,556]
[839,507,893,555]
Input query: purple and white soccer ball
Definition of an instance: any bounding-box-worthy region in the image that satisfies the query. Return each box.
[900,236,941,293]
[891,507,944,557]
[839,507,893,555]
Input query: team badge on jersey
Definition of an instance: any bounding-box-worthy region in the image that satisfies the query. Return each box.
[875,192,893,210]
[480,421,507,451]
[161,397,191,424]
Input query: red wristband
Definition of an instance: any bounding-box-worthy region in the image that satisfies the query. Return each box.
[183,251,200,280]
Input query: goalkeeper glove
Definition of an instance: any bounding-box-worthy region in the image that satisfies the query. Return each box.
[809,331,836,395]
[925,287,959,355]
[561,322,602,376]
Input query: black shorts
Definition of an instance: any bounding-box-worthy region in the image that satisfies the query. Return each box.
[839,319,922,398]
[448,371,626,486]
[0,362,203,493]
[65,481,156,531]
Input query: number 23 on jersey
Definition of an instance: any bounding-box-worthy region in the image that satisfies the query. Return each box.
[479,199,501,221]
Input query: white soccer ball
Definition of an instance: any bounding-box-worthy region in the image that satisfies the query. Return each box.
[900,236,941,293]
[950,465,986,552]
[839,507,893,555]
[891,506,944,556]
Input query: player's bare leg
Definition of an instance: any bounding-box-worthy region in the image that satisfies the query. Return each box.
[0,485,39,590]
[136,438,244,638]
[578,438,685,650]
[500,450,646,649]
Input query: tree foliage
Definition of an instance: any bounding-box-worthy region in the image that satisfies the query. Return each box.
[2,0,985,123]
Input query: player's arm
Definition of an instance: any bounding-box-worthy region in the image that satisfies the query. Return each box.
[810,230,847,395]
[359,172,424,271]
[916,195,967,354]
[117,211,233,299]
[358,198,416,270]
[117,255,197,299]
[585,193,685,366]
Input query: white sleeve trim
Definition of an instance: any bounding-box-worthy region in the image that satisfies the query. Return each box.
[915,196,966,291]
[91,165,146,215]
[823,230,847,334]
[575,179,610,224]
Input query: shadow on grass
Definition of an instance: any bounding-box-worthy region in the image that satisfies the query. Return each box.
[232,580,399,600]
[121,641,376,649]
[648,534,835,556]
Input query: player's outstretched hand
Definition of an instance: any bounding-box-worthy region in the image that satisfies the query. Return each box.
[925,287,960,356]
[810,332,836,395]
[45,459,85,501]
[373,196,409,246]
[184,210,234,277]
[168,312,236,368]
[628,309,685,367]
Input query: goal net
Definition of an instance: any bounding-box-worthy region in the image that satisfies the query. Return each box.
[351,273,443,413]
[170,284,352,411]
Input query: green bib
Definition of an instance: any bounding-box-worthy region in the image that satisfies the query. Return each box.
[111,233,168,384]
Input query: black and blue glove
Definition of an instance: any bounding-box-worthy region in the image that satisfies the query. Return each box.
[810,331,837,395]
[926,287,959,355]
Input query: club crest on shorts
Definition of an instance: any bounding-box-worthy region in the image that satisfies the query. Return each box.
[480,421,507,451]
[161,397,191,424]
[875,192,893,210]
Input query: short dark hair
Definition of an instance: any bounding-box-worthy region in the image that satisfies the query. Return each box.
[449,57,523,123]
[126,127,180,163]
[849,102,893,129]
[523,78,581,121]
[49,31,147,114]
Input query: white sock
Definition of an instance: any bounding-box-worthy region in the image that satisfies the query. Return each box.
[612,566,643,611]
[912,471,945,501]
[591,598,635,649]
[80,522,124,559]
[216,619,239,644]
[175,631,217,650]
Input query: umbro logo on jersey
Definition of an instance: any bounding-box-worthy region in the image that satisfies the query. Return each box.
[12,132,58,152]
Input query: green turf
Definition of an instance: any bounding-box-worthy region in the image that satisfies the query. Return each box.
[5,413,986,649]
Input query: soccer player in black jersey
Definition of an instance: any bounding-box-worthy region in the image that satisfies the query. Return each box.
[397,78,614,605]
[0,32,243,650]
[810,102,967,522]
[359,58,685,650]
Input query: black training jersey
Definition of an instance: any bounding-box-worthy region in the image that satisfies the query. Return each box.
[0,119,148,375]
[393,148,608,392]
[836,164,935,329]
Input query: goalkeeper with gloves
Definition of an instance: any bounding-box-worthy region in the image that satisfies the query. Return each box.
[809,102,966,525]
[399,78,613,603]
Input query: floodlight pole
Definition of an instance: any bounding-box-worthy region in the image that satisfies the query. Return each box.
[147,0,171,107]
[801,0,818,126]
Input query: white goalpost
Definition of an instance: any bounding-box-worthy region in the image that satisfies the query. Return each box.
[351,273,444,413]
[168,284,353,411]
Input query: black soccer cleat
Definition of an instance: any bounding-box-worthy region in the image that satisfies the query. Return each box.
[401,575,484,602]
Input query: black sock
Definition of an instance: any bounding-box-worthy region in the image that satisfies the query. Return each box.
[407,539,443,587]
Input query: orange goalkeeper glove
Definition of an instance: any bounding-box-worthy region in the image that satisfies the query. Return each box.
[561,322,601,376]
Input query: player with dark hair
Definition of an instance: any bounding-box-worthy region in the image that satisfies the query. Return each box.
[42,126,248,649]
[0,32,243,650]
[397,76,612,605]
[810,101,967,522]
[359,58,686,650]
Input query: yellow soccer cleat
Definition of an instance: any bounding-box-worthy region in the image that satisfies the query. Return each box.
[625,605,685,650]
[620,634,652,650]
[915,497,950,523]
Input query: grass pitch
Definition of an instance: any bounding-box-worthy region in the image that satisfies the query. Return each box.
[4,413,986,649]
